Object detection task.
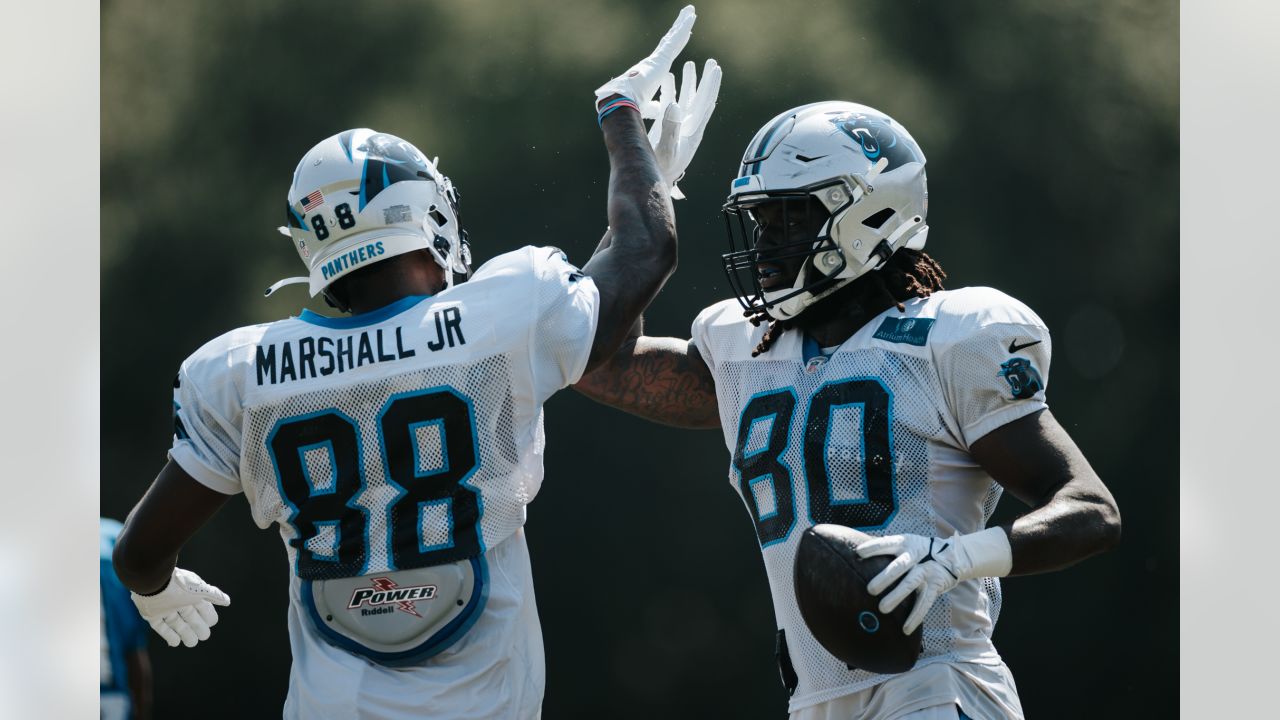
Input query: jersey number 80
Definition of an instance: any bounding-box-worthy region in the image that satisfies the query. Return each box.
[733,378,896,547]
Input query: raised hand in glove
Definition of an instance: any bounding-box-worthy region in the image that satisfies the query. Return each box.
[649,58,721,199]
[594,4,698,116]
[130,567,231,648]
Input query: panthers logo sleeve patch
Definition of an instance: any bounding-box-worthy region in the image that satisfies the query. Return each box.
[999,357,1044,400]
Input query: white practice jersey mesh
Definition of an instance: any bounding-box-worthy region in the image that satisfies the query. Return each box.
[171,246,596,571]
[691,287,1050,712]
[166,246,596,715]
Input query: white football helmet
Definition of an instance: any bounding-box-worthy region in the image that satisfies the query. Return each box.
[266,128,471,300]
[722,101,928,321]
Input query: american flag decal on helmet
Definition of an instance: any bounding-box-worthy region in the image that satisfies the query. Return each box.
[301,189,324,212]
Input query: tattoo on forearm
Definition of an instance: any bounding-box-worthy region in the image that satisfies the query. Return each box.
[578,346,718,428]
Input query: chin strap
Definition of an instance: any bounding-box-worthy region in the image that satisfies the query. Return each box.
[264,276,308,298]
[267,225,309,297]
[847,157,888,201]
[870,214,926,270]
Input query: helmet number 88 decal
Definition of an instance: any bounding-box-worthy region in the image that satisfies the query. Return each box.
[309,202,357,241]
[732,378,896,548]
[267,387,480,580]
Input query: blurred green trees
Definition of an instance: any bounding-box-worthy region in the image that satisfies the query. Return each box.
[102,2,1176,717]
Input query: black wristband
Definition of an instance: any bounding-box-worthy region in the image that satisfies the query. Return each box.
[137,576,172,597]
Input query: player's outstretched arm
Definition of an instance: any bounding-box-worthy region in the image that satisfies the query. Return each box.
[114,460,233,647]
[581,106,675,372]
[580,6,705,371]
[574,326,720,429]
[969,408,1122,575]
[575,7,721,424]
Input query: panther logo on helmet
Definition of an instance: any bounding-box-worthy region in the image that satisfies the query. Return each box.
[357,133,434,211]
[359,134,428,167]
[826,111,921,172]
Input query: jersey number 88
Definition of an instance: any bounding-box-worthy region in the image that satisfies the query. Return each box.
[267,387,480,580]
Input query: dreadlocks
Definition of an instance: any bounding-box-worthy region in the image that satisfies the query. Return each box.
[748,248,948,357]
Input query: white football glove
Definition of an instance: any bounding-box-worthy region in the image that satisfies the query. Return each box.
[594,5,697,117]
[857,527,1012,635]
[648,58,722,199]
[130,567,231,648]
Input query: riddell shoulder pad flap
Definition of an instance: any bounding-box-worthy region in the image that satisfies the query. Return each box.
[303,557,488,666]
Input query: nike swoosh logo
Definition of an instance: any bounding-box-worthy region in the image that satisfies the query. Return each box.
[1008,339,1042,353]
[795,154,828,162]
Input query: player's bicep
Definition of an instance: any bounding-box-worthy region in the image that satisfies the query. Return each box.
[574,335,720,429]
[969,409,1105,507]
[971,409,1121,574]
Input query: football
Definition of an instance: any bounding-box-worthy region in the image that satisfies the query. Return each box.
[793,524,922,674]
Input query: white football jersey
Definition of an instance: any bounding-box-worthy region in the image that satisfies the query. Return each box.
[168,246,598,719]
[691,287,1050,713]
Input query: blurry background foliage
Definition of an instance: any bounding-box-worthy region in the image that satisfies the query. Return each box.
[102,1,1176,717]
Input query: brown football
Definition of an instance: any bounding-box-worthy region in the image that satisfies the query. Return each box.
[793,524,922,675]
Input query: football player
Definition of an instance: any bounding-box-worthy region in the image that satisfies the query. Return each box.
[111,7,720,718]
[101,518,151,720]
[574,101,1121,719]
